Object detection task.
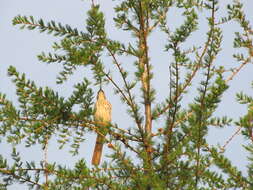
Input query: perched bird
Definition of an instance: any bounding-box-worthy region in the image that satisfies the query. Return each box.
[92,89,112,166]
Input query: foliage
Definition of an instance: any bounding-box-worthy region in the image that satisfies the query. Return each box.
[1,0,253,189]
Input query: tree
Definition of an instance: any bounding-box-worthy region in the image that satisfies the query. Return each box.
[1,0,253,189]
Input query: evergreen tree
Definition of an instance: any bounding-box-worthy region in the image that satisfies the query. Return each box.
[1,0,253,189]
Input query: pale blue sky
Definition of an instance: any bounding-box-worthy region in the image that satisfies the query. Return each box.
[1,0,253,189]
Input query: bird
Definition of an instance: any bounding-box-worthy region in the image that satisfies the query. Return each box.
[92,89,112,166]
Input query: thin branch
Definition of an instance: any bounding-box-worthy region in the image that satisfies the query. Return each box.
[148,8,168,32]
[225,58,251,83]
[153,22,214,119]
[220,126,242,152]
[106,47,143,132]
[44,133,49,190]
[0,168,42,187]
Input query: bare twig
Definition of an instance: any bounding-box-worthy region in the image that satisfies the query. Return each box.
[221,126,242,152]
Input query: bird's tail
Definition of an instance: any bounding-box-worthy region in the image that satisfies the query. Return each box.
[92,134,104,166]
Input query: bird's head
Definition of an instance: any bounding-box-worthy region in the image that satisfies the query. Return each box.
[97,89,106,100]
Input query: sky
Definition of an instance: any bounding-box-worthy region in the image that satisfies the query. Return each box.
[1,0,253,189]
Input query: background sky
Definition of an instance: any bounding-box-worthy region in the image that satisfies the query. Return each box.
[1,0,253,189]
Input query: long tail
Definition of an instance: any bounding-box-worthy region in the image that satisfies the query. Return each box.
[92,134,104,166]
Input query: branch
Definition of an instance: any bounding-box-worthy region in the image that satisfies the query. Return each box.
[0,168,41,188]
[13,15,85,38]
[225,57,251,83]
[105,47,143,132]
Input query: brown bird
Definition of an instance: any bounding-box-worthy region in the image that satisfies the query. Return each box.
[92,89,112,166]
